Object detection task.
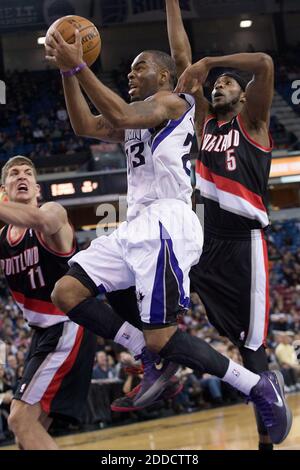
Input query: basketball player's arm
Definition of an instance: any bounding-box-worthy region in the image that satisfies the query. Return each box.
[166,0,192,76]
[45,32,124,142]
[76,67,188,128]
[240,55,274,128]
[0,201,73,251]
[62,75,124,143]
[166,0,211,145]
[202,53,274,126]
[178,53,274,126]
[46,29,187,128]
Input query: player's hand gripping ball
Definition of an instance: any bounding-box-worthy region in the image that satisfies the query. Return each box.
[45,15,101,69]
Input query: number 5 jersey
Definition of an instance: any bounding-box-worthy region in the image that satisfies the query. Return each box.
[195,113,272,234]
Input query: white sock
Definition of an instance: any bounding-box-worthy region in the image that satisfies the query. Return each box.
[114,321,145,358]
[222,359,260,395]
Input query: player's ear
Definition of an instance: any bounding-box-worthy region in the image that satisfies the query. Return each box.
[240,91,246,104]
[159,69,169,86]
[0,185,7,201]
[36,183,41,198]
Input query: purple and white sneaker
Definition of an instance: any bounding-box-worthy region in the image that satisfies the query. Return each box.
[132,347,179,408]
[249,370,293,444]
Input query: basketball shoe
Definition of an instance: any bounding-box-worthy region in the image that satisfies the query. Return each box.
[111,347,180,412]
[111,376,183,412]
[248,370,293,444]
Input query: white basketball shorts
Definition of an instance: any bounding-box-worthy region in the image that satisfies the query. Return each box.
[69,199,203,326]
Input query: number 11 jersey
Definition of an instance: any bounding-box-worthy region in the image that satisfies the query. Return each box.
[0,225,76,328]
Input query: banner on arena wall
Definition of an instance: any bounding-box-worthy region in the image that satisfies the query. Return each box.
[0,0,77,30]
[270,156,300,178]
[99,0,281,26]
[0,0,298,30]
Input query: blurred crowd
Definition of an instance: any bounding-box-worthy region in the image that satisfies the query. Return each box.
[0,48,300,163]
[1,218,300,442]
[0,70,92,161]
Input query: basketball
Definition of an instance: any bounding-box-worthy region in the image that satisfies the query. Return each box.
[46,15,101,66]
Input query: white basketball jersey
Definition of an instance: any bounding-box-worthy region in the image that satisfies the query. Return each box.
[124,93,195,220]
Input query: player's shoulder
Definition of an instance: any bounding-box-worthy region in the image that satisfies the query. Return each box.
[39,202,68,220]
[156,91,193,113]
[150,90,187,103]
[39,201,65,212]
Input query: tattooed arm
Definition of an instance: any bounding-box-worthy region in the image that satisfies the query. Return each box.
[63,68,188,130]
[62,75,124,142]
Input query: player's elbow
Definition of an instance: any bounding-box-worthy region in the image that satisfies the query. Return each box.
[71,116,94,137]
[73,127,83,137]
[256,53,274,72]
[72,123,88,137]
[172,52,191,72]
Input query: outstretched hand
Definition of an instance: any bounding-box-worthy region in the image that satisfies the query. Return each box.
[45,29,84,71]
[175,59,210,94]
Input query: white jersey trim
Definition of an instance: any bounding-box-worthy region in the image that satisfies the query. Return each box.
[197,175,269,227]
[21,322,80,404]
[245,231,269,350]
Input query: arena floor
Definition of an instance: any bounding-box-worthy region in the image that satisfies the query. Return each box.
[2,393,300,450]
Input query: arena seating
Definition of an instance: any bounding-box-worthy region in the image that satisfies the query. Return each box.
[1,218,299,444]
[0,56,299,167]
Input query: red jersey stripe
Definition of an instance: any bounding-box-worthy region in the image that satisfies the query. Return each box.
[12,290,66,316]
[41,326,84,414]
[197,161,266,212]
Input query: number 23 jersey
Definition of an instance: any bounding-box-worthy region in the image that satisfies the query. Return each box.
[124,93,195,221]
[0,225,76,328]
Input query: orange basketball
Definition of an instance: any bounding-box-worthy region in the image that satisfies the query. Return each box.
[46,15,101,67]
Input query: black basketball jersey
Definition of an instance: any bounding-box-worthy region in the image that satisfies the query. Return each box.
[195,113,272,235]
[0,225,76,328]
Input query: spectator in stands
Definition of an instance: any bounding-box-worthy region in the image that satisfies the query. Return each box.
[0,365,13,441]
[275,333,300,384]
[173,367,202,413]
[92,351,115,380]
[0,207,300,444]
[198,373,223,406]
[117,352,142,396]
[56,106,68,122]
[5,354,18,389]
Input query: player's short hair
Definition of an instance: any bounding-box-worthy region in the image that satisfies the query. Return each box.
[145,50,177,88]
[1,156,37,184]
[217,71,248,91]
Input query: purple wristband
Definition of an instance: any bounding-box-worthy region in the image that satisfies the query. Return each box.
[60,62,87,77]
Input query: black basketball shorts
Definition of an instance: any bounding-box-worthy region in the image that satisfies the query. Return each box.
[190,229,269,350]
[14,321,97,422]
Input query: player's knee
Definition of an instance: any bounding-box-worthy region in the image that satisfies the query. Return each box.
[8,406,28,435]
[51,276,86,313]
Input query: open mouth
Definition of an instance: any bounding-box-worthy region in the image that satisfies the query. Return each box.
[17,184,28,193]
[214,92,224,99]
[129,83,138,95]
